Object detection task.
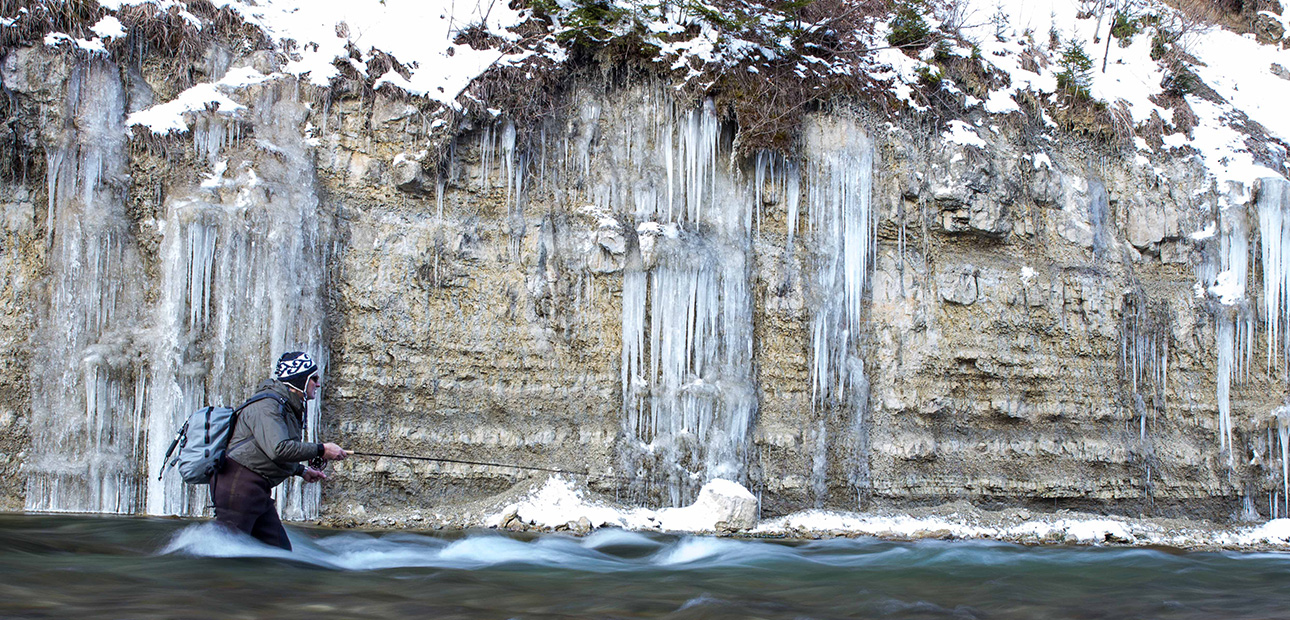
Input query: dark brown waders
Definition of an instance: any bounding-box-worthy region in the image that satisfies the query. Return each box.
[211,457,292,551]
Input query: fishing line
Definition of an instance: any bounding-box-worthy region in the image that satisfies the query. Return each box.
[346,451,633,482]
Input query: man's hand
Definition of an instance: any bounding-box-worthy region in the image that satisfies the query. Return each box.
[302,467,327,483]
[322,443,350,461]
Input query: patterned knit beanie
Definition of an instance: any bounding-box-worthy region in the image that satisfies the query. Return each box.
[275,351,318,392]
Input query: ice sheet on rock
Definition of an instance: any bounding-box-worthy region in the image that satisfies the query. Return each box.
[143,80,328,518]
[593,96,755,506]
[25,59,146,515]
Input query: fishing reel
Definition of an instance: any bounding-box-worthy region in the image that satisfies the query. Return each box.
[308,456,327,471]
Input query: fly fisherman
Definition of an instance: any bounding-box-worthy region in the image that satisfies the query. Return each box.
[211,351,349,550]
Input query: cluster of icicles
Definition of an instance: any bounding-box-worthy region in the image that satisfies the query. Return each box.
[26,53,878,516]
[470,94,878,507]
[1202,177,1290,515]
[26,57,326,518]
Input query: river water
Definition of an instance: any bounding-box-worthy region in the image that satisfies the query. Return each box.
[2,514,1288,619]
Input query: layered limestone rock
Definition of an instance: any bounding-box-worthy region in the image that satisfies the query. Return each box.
[1,42,1287,524]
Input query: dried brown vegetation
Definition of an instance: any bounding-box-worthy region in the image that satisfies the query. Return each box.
[1162,0,1270,34]
[1,0,265,62]
[700,0,880,153]
[1,0,103,56]
[461,55,571,149]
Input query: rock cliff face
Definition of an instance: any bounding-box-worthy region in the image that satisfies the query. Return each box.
[0,40,1286,524]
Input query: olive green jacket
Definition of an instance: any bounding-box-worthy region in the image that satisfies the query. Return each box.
[226,379,324,486]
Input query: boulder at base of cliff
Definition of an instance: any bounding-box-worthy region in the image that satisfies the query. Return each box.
[657,479,758,533]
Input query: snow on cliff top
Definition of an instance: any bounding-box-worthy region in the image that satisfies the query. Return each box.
[213,0,534,105]
[954,0,1290,189]
[30,1,1290,192]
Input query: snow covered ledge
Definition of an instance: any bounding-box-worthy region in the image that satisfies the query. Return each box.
[480,477,1290,550]
[487,478,758,535]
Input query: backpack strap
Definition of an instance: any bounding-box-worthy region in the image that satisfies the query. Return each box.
[157,418,190,481]
[226,392,290,453]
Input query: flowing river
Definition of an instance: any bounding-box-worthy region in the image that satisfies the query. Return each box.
[2,513,1288,619]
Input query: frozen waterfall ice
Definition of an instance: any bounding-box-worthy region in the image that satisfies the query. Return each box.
[145,79,329,518]
[596,97,757,506]
[574,95,877,506]
[25,59,146,514]
[802,118,875,408]
[25,60,328,518]
[1203,198,1253,468]
[1258,177,1290,377]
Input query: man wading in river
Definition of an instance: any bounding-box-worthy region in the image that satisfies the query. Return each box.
[212,352,349,550]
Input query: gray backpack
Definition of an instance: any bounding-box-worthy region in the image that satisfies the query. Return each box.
[158,392,287,484]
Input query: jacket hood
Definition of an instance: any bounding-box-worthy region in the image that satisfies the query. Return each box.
[257,378,306,415]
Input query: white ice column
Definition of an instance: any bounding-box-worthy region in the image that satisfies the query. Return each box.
[612,97,756,505]
[803,118,875,406]
[1213,201,1252,468]
[145,80,329,518]
[1258,177,1290,376]
[800,116,875,505]
[25,60,149,515]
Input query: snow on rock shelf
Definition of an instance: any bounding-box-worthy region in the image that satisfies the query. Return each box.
[489,478,758,534]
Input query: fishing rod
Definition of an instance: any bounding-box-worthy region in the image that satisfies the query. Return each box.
[344,451,633,482]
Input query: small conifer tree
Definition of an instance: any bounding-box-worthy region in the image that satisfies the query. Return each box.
[887,1,931,51]
[1056,40,1094,99]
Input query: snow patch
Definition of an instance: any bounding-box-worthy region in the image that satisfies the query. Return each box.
[489,477,757,533]
[1190,221,1217,240]
[942,120,986,148]
[91,16,126,40]
[127,67,275,134]
[44,32,108,55]
[1211,269,1246,305]
[1235,518,1290,545]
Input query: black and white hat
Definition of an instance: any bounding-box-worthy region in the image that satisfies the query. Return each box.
[276,351,318,391]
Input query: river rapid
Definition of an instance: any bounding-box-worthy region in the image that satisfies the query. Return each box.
[2,513,1289,619]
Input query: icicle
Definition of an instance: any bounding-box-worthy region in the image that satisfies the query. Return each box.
[804,119,874,405]
[436,180,445,220]
[1259,177,1290,376]
[501,120,516,207]
[622,268,647,423]
[785,161,801,248]
[26,59,146,515]
[1218,318,1234,458]
[665,127,675,222]
[811,420,828,508]
[611,93,756,504]
[754,151,766,232]
[1279,407,1290,519]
